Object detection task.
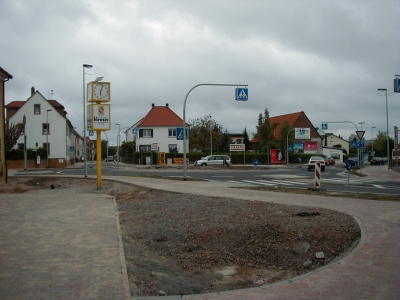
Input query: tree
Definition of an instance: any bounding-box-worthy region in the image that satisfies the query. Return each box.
[4,119,24,151]
[243,127,250,151]
[373,130,394,157]
[255,108,277,152]
[277,119,292,149]
[218,129,231,152]
[189,115,223,152]
[120,141,136,157]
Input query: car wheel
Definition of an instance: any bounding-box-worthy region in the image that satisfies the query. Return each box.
[201,163,207,166]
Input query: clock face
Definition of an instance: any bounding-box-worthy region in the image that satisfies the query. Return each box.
[93,84,109,100]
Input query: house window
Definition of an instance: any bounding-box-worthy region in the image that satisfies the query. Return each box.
[42,123,50,135]
[139,129,153,138]
[168,144,178,153]
[18,143,24,150]
[168,129,176,137]
[43,143,50,155]
[34,104,41,115]
[139,145,151,152]
[236,139,242,144]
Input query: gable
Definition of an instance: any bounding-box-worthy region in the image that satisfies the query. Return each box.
[138,104,189,127]
[251,111,321,142]
[6,91,67,119]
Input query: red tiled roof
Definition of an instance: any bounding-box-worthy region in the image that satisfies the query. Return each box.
[5,99,64,109]
[251,111,303,143]
[138,105,189,127]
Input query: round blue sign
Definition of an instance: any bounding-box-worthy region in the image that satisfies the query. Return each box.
[253,159,259,166]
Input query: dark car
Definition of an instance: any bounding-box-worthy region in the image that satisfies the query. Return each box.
[324,157,335,165]
[370,157,383,165]
[346,157,359,167]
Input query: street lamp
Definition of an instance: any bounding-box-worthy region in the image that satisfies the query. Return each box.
[359,122,365,130]
[209,115,212,156]
[377,88,389,168]
[46,109,52,168]
[371,126,376,154]
[359,122,365,165]
[83,63,93,177]
[115,123,120,165]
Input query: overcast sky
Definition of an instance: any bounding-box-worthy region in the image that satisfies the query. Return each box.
[1,0,399,146]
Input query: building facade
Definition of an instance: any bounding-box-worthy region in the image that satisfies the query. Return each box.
[5,88,82,168]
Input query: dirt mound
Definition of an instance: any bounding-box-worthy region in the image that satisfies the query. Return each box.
[115,188,360,297]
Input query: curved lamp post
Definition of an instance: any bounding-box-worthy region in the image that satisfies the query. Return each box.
[182,83,248,180]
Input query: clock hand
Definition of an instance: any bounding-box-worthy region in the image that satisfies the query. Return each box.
[100,86,103,96]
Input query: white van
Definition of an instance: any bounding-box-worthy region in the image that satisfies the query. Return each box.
[194,155,231,166]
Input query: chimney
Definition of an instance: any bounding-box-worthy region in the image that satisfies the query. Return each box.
[152,103,155,107]
[166,103,169,107]
[31,87,35,95]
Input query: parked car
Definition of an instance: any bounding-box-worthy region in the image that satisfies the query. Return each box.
[370,157,383,165]
[324,157,335,165]
[307,156,326,171]
[194,155,231,166]
[346,157,359,167]
[105,156,114,162]
[381,157,388,164]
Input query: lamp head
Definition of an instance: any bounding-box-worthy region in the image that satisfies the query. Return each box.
[377,88,387,91]
[47,109,52,112]
[95,76,104,82]
[83,64,93,68]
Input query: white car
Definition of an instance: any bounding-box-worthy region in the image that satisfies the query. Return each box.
[194,155,231,166]
[307,156,325,171]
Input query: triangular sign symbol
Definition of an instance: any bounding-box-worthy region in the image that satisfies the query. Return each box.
[238,89,247,99]
[356,131,365,140]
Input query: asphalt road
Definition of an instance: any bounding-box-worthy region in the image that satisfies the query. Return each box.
[16,162,400,196]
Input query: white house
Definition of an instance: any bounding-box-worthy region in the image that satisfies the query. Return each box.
[5,87,82,167]
[128,103,189,153]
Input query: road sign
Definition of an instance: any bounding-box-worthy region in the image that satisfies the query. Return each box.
[321,123,328,130]
[288,145,293,151]
[346,160,352,171]
[230,144,245,151]
[69,146,75,152]
[235,88,248,101]
[356,130,365,140]
[253,159,259,166]
[89,130,94,136]
[176,127,189,140]
[394,78,400,93]
[351,139,358,149]
[132,128,138,134]
[358,141,364,149]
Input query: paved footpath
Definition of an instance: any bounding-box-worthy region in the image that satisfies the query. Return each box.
[0,191,130,300]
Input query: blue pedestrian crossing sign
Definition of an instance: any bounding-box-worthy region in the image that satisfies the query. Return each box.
[89,131,94,136]
[321,123,328,130]
[351,139,358,149]
[235,88,248,101]
[176,127,189,140]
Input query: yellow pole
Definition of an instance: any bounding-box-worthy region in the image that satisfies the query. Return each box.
[96,131,102,189]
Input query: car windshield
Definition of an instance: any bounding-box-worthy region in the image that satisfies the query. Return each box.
[310,156,323,160]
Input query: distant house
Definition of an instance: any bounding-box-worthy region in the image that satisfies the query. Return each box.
[251,111,323,154]
[5,87,82,168]
[128,103,189,153]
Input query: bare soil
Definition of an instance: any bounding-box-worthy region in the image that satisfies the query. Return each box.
[1,177,361,297]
